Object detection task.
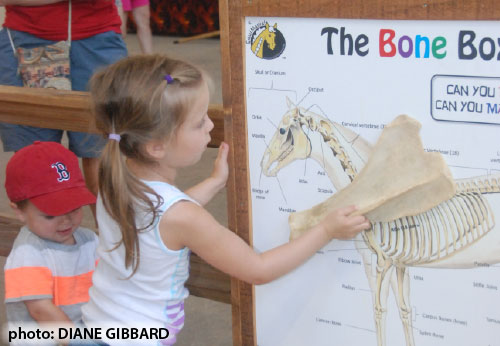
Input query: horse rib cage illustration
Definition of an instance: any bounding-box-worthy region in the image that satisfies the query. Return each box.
[365,175,498,266]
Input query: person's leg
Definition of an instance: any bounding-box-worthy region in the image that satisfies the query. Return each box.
[120,0,132,38]
[0,29,64,151]
[66,130,104,224]
[0,29,23,88]
[120,12,128,38]
[132,3,153,54]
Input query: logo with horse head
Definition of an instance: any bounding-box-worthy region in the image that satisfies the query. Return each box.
[248,21,286,60]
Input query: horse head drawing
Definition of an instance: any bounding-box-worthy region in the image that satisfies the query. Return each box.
[251,22,278,58]
[260,99,312,177]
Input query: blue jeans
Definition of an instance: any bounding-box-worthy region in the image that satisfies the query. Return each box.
[0,29,127,157]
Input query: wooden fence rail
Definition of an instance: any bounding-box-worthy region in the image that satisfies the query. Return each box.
[0,86,225,148]
[0,85,231,304]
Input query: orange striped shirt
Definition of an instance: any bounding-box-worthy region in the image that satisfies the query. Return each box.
[4,226,98,324]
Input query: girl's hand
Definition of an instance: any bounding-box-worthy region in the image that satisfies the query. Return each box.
[210,142,229,188]
[320,205,370,240]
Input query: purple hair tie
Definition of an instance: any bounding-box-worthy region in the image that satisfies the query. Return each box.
[165,74,174,84]
[109,133,121,142]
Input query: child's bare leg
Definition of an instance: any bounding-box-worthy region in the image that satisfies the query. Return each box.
[133,5,153,54]
[118,6,128,38]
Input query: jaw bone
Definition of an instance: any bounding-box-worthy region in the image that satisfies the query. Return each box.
[289,114,456,240]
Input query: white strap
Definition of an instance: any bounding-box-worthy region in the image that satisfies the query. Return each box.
[67,0,72,45]
[6,28,17,57]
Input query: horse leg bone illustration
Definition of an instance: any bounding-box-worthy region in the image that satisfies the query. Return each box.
[394,266,414,346]
[363,228,394,346]
[259,99,500,346]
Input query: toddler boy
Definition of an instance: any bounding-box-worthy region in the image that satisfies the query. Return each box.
[3,141,98,336]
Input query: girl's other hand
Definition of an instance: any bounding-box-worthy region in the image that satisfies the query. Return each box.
[320,205,370,240]
[210,142,229,188]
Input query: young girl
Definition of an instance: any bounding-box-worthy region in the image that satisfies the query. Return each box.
[82,55,369,344]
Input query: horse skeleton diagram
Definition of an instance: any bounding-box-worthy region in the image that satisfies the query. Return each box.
[260,100,500,346]
[245,17,500,346]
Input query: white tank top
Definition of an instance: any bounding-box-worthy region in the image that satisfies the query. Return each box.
[82,181,196,344]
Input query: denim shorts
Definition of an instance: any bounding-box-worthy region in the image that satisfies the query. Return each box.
[0,29,127,157]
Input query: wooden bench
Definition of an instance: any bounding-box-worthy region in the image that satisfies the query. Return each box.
[0,85,231,304]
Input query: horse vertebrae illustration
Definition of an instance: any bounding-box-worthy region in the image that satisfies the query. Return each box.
[259,98,500,346]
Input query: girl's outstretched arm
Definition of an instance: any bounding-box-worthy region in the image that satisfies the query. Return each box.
[160,201,369,285]
[184,142,229,206]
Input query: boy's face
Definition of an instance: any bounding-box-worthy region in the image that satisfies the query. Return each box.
[12,201,83,245]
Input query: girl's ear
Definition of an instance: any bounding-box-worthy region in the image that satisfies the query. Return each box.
[144,139,168,160]
[10,202,27,223]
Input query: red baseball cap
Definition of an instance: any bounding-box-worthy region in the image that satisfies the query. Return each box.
[5,141,96,216]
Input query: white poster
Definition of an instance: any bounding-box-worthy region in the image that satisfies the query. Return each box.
[245,18,500,346]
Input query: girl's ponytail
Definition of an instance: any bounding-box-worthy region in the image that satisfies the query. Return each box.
[99,138,142,274]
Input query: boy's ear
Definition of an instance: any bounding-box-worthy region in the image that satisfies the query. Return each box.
[144,139,168,160]
[10,202,27,223]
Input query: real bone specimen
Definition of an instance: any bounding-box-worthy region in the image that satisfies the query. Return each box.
[289,114,456,240]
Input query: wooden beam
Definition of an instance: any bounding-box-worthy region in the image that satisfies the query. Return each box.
[0,85,225,148]
[174,30,220,44]
[186,253,231,304]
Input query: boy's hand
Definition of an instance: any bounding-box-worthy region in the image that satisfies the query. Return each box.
[210,142,229,188]
[24,298,73,323]
[320,205,371,240]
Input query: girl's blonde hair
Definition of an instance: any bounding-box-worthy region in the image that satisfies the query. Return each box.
[90,55,207,275]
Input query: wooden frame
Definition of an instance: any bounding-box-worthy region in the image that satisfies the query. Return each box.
[218,0,499,344]
[0,85,230,304]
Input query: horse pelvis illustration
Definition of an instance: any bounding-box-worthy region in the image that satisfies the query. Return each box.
[259,97,500,346]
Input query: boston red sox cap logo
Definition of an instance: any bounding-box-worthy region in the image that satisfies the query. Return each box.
[51,162,70,182]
